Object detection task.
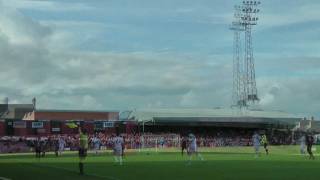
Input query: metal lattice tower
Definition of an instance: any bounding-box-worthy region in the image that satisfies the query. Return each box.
[231,1,261,108]
[230,5,246,107]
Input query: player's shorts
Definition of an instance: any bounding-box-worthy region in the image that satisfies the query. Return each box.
[59,146,64,151]
[187,146,197,154]
[113,148,123,156]
[79,148,87,158]
[94,144,100,150]
[263,143,267,148]
[182,145,187,150]
[254,144,260,152]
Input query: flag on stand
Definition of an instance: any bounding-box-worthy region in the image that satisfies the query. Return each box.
[66,122,78,129]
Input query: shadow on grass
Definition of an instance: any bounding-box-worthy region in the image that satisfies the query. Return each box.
[1,158,320,180]
[0,151,257,160]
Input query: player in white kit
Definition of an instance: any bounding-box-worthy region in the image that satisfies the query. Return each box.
[113,131,124,165]
[58,136,66,156]
[252,131,261,158]
[187,133,204,165]
[300,134,306,154]
[92,135,101,154]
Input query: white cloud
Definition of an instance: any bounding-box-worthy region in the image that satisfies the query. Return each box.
[2,0,93,12]
[0,6,51,46]
[81,95,103,109]
[257,77,320,118]
[258,2,320,30]
[180,90,198,107]
[0,4,231,110]
[260,93,275,106]
[0,0,319,119]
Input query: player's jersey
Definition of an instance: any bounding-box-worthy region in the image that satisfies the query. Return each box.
[252,134,261,146]
[261,135,268,144]
[306,135,314,146]
[181,138,187,148]
[188,134,197,149]
[93,137,101,146]
[58,138,65,147]
[300,136,306,145]
[80,133,88,149]
[113,136,124,150]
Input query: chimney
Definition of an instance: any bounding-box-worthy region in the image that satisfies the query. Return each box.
[32,97,36,111]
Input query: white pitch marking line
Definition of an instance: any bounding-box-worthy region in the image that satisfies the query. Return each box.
[0,177,12,180]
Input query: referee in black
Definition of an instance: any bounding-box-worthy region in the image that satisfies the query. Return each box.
[181,136,187,156]
[78,127,89,175]
[306,133,315,160]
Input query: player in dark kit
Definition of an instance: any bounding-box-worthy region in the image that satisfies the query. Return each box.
[54,137,59,157]
[78,127,88,175]
[261,134,269,155]
[306,134,315,160]
[122,135,126,158]
[40,140,47,157]
[181,137,187,156]
[35,138,41,158]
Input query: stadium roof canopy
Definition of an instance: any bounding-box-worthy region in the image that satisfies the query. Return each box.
[124,108,302,126]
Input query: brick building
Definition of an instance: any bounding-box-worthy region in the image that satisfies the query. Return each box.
[0,100,120,136]
[0,103,34,136]
[22,109,119,136]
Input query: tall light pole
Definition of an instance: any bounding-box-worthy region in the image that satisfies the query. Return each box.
[242,1,260,105]
[230,5,245,108]
[231,1,261,108]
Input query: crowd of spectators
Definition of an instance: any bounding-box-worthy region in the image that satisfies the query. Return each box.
[0,129,299,154]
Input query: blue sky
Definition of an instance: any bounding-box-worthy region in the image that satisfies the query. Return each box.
[0,0,319,118]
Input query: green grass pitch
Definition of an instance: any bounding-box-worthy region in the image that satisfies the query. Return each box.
[0,146,319,180]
